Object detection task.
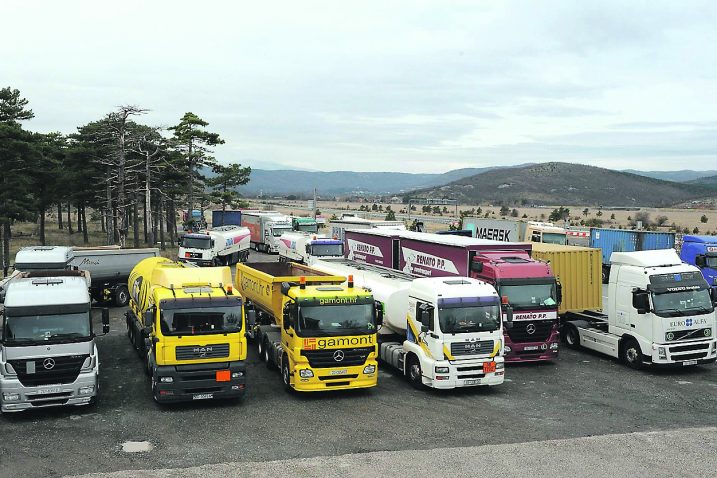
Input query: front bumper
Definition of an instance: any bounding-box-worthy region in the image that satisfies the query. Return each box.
[649,339,717,367]
[177,257,214,267]
[1,371,98,413]
[292,360,378,392]
[504,327,560,363]
[153,361,246,402]
[424,357,504,389]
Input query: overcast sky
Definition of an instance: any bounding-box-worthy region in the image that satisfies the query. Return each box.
[3,1,716,173]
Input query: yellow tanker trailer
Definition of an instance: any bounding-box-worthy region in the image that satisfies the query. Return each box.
[126,257,247,403]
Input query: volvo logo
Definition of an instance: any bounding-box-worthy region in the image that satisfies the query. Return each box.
[526,323,536,335]
[333,350,345,362]
[43,358,56,370]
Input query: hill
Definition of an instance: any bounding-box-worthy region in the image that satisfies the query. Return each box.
[688,174,717,189]
[622,169,717,182]
[413,162,715,207]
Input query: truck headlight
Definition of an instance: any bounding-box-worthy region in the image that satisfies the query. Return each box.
[658,347,666,359]
[231,372,243,378]
[363,365,376,374]
[665,332,675,341]
[2,392,20,401]
[435,366,449,374]
[299,369,314,378]
[160,376,174,383]
[550,342,559,350]
[2,363,17,377]
[81,356,96,372]
[504,346,512,352]
[496,362,505,370]
[79,386,95,395]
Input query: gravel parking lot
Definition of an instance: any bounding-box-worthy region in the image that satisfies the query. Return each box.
[2,252,716,477]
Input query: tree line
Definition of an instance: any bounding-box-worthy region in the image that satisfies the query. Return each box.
[0,87,251,273]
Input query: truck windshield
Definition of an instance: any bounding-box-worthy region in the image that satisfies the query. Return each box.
[272,227,292,237]
[297,303,375,336]
[541,233,567,245]
[438,303,501,334]
[651,289,714,317]
[160,306,242,335]
[296,223,318,233]
[3,313,91,345]
[310,244,344,257]
[499,283,557,310]
[182,236,210,249]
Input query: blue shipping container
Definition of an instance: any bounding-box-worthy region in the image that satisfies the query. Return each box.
[589,228,676,265]
[212,210,242,227]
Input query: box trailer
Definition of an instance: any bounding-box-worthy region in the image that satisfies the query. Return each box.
[329,215,405,241]
[212,210,242,227]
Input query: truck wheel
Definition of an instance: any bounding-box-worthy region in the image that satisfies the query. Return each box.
[264,339,274,369]
[602,266,609,284]
[257,336,265,361]
[151,371,160,402]
[621,338,643,370]
[281,355,293,392]
[114,285,130,307]
[406,355,424,389]
[564,325,580,349]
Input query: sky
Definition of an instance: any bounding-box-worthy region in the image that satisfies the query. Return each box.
[3,0,716,173]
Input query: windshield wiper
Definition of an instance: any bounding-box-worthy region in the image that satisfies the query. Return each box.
[684,307,713,315]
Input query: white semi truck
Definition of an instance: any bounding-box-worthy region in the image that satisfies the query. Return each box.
[311,259,505,389]
[0,270,110,412]
[178,225,251,266]
[562,249,717,369]
[277,232,344,264]
[242,211,293,253]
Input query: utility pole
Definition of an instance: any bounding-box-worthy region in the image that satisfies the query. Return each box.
[313,188,317,219]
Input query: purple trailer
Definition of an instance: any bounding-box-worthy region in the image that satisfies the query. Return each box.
[345,229,531,277]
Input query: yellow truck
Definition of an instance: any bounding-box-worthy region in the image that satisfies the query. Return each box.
[235,262,381,392]
[126,257,247,403]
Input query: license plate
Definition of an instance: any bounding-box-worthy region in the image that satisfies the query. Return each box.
[483,361,497,373]
[36,387,62,395]
[464,379,481,385]
[330,369,348,375]
[192,393,214,400]
[682,360,698,366]
[524,345,539,351]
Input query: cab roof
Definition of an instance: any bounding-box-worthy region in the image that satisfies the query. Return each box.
[4,276,89,307]
[682,235,717,244]
[610,249,682,268]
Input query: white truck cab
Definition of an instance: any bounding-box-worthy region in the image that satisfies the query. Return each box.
[563,249,717,368]
[277,232,344,264]
[178,226,251,266]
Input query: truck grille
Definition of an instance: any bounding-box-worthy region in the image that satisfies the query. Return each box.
[300,347,373,368]
[9,355,88,387]
[450,340,494,357]
[667,329,711,341]
[506,320,553,343]
[175,344,230,361]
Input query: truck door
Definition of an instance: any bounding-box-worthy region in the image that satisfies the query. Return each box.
[416,301,442,360]
[612,268,634,332]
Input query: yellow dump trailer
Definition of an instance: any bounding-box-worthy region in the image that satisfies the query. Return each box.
[531,243,602,315]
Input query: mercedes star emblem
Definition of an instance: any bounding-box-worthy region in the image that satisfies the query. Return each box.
[43,358,56,370]
[526,323,536,335]
[333,350,345,362]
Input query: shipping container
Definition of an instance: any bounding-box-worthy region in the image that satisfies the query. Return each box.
[530,243,602,315]
[589,228,675,283]
[212,210,242,227]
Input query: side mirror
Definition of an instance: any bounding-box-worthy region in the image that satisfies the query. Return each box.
[556,282,563,305]
[420,325,429,334]
[246,309,256,327]
[695,255,706,268]
[101,308,110,334]
[632,290,650,314]
[375,302,384,326]
[470,261,484,273]
[144,308,154,327]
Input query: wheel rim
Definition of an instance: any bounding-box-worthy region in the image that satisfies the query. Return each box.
[264,344,270,363]
[567,330,576,345]
[626,346,639,363]
[119,291,128,304]
[283,364,290,385]
[410,363,420,381]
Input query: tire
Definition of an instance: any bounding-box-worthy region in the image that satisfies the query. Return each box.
[257,335,265,361]
[602,266,610,284]
[621,338,643,370]
[151,372,160,402]
[564,325,580,349]
[114,285,130,307]
[264,339,274,369]
[406,354,424,389]
[281,355,293,392]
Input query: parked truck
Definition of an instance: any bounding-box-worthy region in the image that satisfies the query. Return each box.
[562,249,717,369]
[126,257,247,402]
[0,246,74,302]
[589,228,676,283]
[278,232,344,264]
[329,214,405,241]
[462,218,568,245]
[344,229,561,362]
[241,211,293,253]
[212,210,242,227]
[312,259,505,388]
[178,226,251,266]
[0,270,109,412]
[292,216,319,234]
[235,262,380,392]
[679,235,717,288]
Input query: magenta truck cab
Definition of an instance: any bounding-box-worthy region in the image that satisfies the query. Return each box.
[471,250,560,362]
[344,229,561,362]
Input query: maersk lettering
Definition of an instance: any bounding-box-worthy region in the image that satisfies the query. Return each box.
[476,228,511,241]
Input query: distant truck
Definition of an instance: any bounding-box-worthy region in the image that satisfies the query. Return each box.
[126,257,247,403]
[178,226,251,266]
[562,250,717,369]
[0,270,109,413]
[679,235,717,288]
[212,210,242,227]
[291,217,319,234]
[312,259,505,388]
[241,211,293,253]
[343,229,562,363]
[236,262,380,392]
[462,218,567,245]
[329,214,405,241]
[277,232,344,264]
[588,228,676,283]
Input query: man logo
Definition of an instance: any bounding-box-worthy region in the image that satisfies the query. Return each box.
[526,323,536,335]
[43,358,56,370]
[333,350,345,362]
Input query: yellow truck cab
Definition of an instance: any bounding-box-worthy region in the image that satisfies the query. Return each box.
[126,257,247,403]
[236,262,381,392]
